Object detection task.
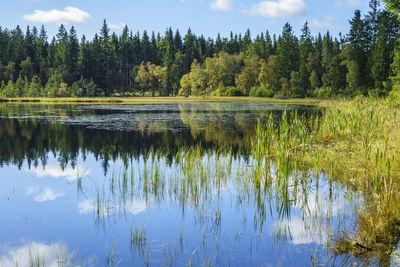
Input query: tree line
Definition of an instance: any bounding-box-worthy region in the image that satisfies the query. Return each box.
[0,103,259,173]
[0,0,399,98]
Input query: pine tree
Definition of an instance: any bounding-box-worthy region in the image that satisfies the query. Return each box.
[25,26,35,61]
[8,26,25,65]
[348,10,370,90]
[66,26,79,84]
[383,0,400,90]
[299,21,313,96]
[55,24,68,72]
[371,14,390,91]
[277,23,299,81]
[141,31,151,63]
[184,29,197,74]
[391,39,400,90]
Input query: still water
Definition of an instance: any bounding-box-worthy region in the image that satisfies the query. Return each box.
[0,103,362,266]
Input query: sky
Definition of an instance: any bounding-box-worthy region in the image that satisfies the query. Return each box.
[0,0,372,39]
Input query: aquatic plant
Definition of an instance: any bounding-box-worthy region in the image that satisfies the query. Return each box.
[130,225,148,256]
[252,96,400,262]
[105,243,121,267]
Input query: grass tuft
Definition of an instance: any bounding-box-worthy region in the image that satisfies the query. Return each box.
[252,96,400,262]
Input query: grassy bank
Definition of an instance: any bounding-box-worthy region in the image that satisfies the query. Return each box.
[252,96,400,262]
[0,96,330,106]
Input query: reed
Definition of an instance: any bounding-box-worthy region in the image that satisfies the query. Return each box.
[13,244,76,267]
[105,243,121,267]
[252,96,400,261]
[130,225,148,256]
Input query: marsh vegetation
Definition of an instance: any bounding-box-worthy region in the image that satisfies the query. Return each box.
[253,96,400,263]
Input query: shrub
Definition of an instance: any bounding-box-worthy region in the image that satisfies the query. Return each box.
[224,87,243,96]
[387,89,400,108]
[314,86,333,98]
[249,86,273,97]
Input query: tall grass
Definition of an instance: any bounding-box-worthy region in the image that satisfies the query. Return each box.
[252,96,400,261]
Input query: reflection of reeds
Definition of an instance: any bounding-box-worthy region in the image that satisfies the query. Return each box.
[252,97,400,263]
[130,225,148,256]
[13,243,75,267]
[106,243,121,267]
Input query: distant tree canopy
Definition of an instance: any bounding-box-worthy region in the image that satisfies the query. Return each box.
[0,1,399,98]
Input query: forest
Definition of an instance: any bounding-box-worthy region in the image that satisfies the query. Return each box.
[0,0,399,98]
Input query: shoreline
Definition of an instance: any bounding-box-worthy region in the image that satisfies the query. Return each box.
[0,96,334,106]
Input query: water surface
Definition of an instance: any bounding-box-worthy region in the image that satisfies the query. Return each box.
[0,103,362,266]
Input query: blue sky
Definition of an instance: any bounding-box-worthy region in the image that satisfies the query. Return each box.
[1,0,371,39]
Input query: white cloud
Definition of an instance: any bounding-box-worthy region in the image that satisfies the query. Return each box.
[23,6,90,24]
[109,22,126,30]
[27,165,90,181]
[0,242,76,267]
[246,0,306,18]
[211,0,233,11]
[309,15,342,31]
[26,187,64,202]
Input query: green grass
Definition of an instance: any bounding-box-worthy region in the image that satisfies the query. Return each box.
[252,96,400,262]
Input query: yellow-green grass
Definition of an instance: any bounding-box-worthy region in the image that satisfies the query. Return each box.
[0,96,332,106]
[252,96,400,262]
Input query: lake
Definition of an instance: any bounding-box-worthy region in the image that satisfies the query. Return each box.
[0,102,365,266]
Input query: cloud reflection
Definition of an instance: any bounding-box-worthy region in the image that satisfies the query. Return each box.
[274,186,349,245]
[0,242,76,267]
[78,199,148,217]
[27,165,91,181]
[26,187,64,202]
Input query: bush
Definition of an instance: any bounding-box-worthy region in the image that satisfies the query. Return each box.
[249,86,273,97]
[211,86,243,96]
[210,89,221,96]
[224,87,243,96]
[387,90,400,108]
[314,86,333,98]
[178,87,190,97]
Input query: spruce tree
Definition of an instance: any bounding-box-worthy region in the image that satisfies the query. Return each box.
[299,21,313,96]
[277,23,299,82]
